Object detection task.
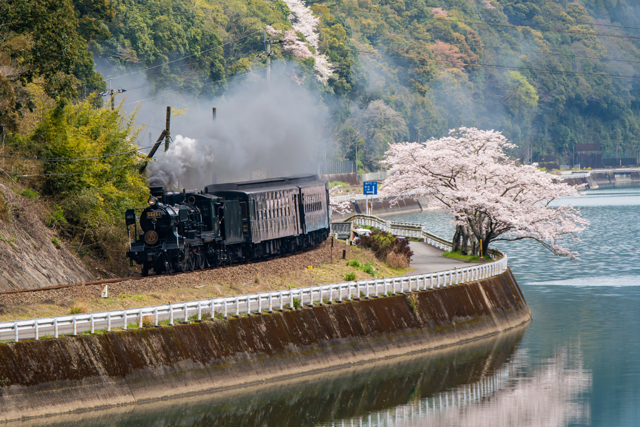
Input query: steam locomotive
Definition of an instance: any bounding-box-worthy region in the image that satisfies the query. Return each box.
[125,175,330,276]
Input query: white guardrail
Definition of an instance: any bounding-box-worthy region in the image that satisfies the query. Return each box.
[0,215,506,342]
[347,214,453,251]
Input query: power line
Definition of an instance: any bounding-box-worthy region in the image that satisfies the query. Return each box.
[0,146,153,162]
[106,29,264,82]
[122,68,259,107]
[356,49,640,80]
[470,20,640,42]
[11,163,145,177]
[491,15,640,33]
[490,46,640,66]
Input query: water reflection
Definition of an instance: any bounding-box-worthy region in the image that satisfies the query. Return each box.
[327,345,590,427]
[13,326,532,427]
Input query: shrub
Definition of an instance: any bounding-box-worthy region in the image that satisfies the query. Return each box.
[0,192,9,222]
[69,301,89,314]
[386,251,410,269]
[293,297,302,309]
[346,259,361,268]
[362,262,375,276]
[142,315,155,327]
[345,272,356,281]
[51,237,62,249]
[18,189,39,200]
[357,230,413,262]
[46,205,67,227]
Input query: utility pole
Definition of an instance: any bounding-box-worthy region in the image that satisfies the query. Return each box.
[100,79,127,110]
[140,106,171,174]
[262,26,283,89]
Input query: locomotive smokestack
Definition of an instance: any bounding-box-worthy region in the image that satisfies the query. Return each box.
[212,107,216,122]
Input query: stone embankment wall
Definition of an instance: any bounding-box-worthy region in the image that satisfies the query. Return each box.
[0,269,530,422]
[563,171,640,189]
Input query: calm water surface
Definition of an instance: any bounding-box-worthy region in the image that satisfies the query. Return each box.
[24,187,640,426]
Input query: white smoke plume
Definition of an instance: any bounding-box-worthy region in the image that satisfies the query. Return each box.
[134,68,327,190]
[147,136,215,190]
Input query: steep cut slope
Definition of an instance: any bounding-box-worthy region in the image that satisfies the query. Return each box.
[0,183,94,291]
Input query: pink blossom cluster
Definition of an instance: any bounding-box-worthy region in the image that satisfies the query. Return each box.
[280,0,333,82]
[329,186,353,214]
[381,127,589,258]
[266,26,313,59]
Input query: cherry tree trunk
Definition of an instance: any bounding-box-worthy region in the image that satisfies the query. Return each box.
[460,227,470,255]
[451,226,462,253]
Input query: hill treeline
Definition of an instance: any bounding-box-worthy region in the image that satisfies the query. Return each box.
[2,0,640,272]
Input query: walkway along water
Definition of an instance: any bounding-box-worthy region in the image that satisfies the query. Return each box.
[0,215,531,422]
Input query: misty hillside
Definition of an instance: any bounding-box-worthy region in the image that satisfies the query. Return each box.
[92,0,640,167]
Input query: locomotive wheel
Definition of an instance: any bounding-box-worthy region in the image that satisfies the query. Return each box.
[197,252,205,270]
[188,252,196,272]
[141,265,149,277]
[175,260,185,273]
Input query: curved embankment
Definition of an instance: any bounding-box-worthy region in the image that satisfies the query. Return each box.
[0,268,530,422]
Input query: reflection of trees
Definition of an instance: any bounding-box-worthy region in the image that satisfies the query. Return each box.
[341,345,590,427]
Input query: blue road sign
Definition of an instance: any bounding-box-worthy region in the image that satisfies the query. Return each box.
[363,181,378,195]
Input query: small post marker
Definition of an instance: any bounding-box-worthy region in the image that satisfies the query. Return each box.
[101,285,108,298]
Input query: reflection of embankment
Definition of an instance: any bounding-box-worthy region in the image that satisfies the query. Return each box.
[342,345,590,427]
[11,326,529,427]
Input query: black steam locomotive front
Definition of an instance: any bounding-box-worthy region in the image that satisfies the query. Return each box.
[126,194,185,275]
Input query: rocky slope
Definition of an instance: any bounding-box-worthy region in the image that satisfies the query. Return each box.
[0,183,94,291]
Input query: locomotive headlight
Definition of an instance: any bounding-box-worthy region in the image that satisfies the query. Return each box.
[148,196,158,206]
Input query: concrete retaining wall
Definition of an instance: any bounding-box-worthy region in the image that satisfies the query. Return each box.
[0,269,530,422]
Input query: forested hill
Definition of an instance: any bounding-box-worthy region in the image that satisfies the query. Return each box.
[4,0,640,169]
[89,0,640,167]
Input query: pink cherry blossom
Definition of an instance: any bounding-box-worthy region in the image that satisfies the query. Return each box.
[329,186,353,214]
[381,127,589,258]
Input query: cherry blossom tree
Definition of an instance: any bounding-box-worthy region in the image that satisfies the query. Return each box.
[381,127,588,258]
[266,26,313,59]
[329,186,353,214]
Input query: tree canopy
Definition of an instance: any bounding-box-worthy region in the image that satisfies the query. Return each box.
[382,128,589,257]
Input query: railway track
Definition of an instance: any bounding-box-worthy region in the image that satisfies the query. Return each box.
[0,248,318,296]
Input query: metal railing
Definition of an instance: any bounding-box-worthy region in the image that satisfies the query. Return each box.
[345,214,453,251]
[0,255,507,342]
[361,171,388,182]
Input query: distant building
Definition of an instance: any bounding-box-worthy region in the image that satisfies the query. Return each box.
[576,144,603,169]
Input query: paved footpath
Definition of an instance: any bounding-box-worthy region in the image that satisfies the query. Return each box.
[407,241,469,275]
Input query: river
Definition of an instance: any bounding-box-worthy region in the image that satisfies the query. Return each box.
[18,186,639,426]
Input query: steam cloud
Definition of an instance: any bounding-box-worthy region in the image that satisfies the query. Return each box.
[95,59,327,191]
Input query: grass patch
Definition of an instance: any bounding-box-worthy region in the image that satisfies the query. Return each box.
[51,237,62,249]
[17,189,39,200]
[346,259,375,277]
[345,272,356,281]
[69,301,89,314]
[442,251,491,262]
[0,234,17,249]
[292,297,302,309]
